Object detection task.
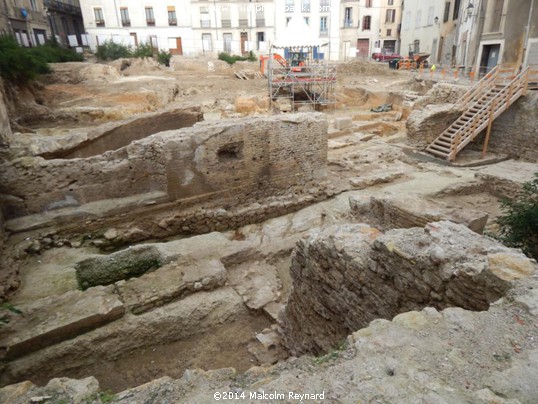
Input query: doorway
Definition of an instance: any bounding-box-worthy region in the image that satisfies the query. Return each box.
[479,43,501,76]
[169,37,182,55]
[240,32,248,55]
[130,32,138,47]
[356,39,369,59]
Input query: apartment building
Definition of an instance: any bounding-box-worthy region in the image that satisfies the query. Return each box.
[400,0,458,64]
[44,0,84,46]
[0,0,50,46]
[338,0,381,60]
[79,0,275,56]
[378,0,402,54]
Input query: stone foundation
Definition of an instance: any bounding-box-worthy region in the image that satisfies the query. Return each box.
[279,221,535,355]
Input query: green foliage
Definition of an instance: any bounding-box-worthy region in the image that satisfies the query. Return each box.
[495,173,538,259]
[0,302,23,326]
[156,50,172,67]
[0,34,50,83]
[85,391,116,403]
[28,41,84,63]
[218,51,257,65]
[95,40,132,61]
[132,42,154,58]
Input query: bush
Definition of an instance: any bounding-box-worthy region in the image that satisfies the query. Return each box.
[0,35,50,83]
[157,50,171,67]
[495,173,538,259]
[218,51,257,65]
[95,40,132,61]
[133,42,154,58]
[28,41,84,63]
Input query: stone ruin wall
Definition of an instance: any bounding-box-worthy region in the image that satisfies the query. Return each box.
[0,79,10,147]
[0,113,328,221]
[279,221,535,355]
[474,92,538,163]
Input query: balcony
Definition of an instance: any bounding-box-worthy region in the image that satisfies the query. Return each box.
[29,10,46,23]
[121,20,130,27]
[169,19,177,26]
[146,19,155,26]
[200,19,210,28]
[343,19,353,28]
[320,28,328,36]
[238,18,248,28]
[256,18,265,27]
[95,20,105,27]
[221,19,231,28]
[43,0,81,15]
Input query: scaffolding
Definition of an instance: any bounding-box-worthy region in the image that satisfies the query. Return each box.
[267,46,337,112]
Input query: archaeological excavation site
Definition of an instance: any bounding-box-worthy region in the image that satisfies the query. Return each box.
[0,54,537,403]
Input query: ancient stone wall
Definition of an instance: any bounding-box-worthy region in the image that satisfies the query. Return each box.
[279,221,535,355]
[0,79,11,147]
[0,113,328,219]
[474,92,538,162]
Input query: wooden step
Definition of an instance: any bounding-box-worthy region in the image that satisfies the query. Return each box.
[429,144,451,152]
[426,148,450,158]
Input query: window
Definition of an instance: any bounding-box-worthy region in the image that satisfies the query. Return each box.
[362,15,371,30]
[403,11,411,30]
[256,32,265,50]
[256,9,265,27]
[344,7,352,27]
[414,39,420,54]
[202,33,212,52]
[387,28,392,36]
[30,0,37,11]
[221,6,231,28]
[415,10,422,28]
[320,16,328,35]
[145,7,155,26]
[388,0,394,5]
[427,6,434,25]
[386,9,396,23]
[365,0,372,7]
[168,6,177,26]
[223,33,232,52]
[94,8,104,26]
[453,0,461,20]
[200,6,210,28]
[120,7,130,27]
[443,2,450,22]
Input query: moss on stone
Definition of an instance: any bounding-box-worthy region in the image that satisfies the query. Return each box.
[75,246,162,290]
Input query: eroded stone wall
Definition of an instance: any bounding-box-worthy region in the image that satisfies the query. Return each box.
[0,79,11,147]
[474,92,538,162]
[0,113,328,219]
[279,221,535,355]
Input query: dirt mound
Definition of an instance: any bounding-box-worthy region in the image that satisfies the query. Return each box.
[116,57,166,76]
[170,56,232,74]
[338,59,395,76]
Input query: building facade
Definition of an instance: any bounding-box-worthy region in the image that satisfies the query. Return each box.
[0,0,50,46]
[79,0,275,56]
[44,0,85,46]
[378,0,402,54]
[400,0,458,64]
[338,0,381,60]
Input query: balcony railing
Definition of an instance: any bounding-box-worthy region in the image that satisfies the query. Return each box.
[146,19,155,26]
[95,20,105,27]
[29,10,46,23]
[238,18,248,28]
[320,28,328,36]
[169,19,178,26]
[43,0,81,15]
[221,19,231,28]
[343,19,353,27]
[200,19,210,28]
[121,19,130,27]
[256,18,265,27]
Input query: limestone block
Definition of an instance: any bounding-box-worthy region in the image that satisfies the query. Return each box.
[488,253,536,282]
[117,259,227,314]
[0,286,124,359]
[0,381,35,404]
[44,377,100,404]
[227,261,281,310]
[334,117,352,130]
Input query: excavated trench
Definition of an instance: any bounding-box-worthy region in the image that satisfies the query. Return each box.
[40,108,203,160]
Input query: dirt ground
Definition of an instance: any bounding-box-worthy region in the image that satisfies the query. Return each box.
[3,56,527,393]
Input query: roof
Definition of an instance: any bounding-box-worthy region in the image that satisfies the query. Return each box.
[272,11,329,49]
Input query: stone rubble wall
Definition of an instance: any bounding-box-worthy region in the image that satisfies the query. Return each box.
[0,79,11,147]
[0,113,328,219]
[405,103,463,148]
[279,221,535,355]
[474,92,538,163]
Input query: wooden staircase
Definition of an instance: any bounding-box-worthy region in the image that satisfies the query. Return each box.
[426,65,534,161]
